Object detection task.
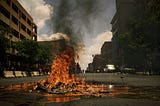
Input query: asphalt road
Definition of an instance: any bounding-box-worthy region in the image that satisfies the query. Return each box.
[0,73,160,106]
[0,73,160,86]
[78,73,160,86]
[0,76,47,86]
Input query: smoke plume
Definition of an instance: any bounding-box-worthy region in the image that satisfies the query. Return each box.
[44,0,115,69]
[18,0,115,70]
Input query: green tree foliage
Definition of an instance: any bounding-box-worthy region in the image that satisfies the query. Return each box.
[0,25,9,64]
[15,40,39,66]
[118,0,160,69]
[37,44,52,68]
[15,40,53,69]
[119,0,160,51]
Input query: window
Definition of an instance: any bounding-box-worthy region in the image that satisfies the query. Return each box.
[12,15,18,25]
[21,13,26,21]
[0,20,8,34]
[27,19,31,26]
[12,2,18,13]
[0,5,10,19]
[32,35,37,41]
[21,23,26,31]
[5,0,11,6]
[12,29,19,38]
[32,24,37,33]
[20,34,26,40]
[27,29,31,35]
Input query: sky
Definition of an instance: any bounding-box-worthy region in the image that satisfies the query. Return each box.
[18,0,116,70]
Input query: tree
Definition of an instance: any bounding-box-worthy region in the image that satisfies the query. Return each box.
[0,25,9,65]
[0,25,9,77]
[118,0,160,71]
[37,44,52,68]
[15,39,39,68]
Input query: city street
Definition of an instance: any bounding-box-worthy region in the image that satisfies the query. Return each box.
[1,0,160,106]
[78,73,160,86]
[0,73,160,106]
[1,73,160,86]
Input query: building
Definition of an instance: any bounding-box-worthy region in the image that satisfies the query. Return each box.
[92,54,103,72]
[0,0,37,70]
[86,63,94,73]
[0,0,37,42]
[111,0,137,66]
[101,41,112,65]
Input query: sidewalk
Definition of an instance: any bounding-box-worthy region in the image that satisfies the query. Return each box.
[0,76,47,86]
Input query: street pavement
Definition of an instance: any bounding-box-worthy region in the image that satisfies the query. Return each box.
[0,76,47,86]
[1,73,160,86]
[78,73,160,86]
[0,73,160,106]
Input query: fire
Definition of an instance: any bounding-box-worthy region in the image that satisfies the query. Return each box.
[37,47,127,97]
[0,45,131,102]
[44,47,78,89]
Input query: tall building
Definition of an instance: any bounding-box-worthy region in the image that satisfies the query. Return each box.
[0,0,37,70]
[0,0,37,42]
[111,0,137,66]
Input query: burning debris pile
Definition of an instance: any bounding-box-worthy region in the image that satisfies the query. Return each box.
[33,47,110,97]
[0,41,130,99]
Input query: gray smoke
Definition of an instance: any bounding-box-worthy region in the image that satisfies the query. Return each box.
[44,0,115,69]
[18,0,115,69]
[44,0,115,48]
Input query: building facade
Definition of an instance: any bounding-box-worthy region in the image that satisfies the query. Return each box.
[101,41,112,65]
[0,0,37,42]
[0,0,37,70]
[111,0,137,66]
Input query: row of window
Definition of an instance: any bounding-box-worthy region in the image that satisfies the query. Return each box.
[10,15,32,35]
[11,29,31,40]
[0,5,37,34]
[0,4,10,18]
[12,29,33,40]
[0,20,32,42]
[0,3,33,28]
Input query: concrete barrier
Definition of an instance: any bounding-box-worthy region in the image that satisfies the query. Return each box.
[21,71,27,77]
[3,70,48,78]
[32,71,39,76]
[4,71,15,78]
[14,71,23,77]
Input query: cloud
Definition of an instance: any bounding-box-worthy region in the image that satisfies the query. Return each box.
[18,0,115,70]
[18,0,53,38]
[37,34,50,41]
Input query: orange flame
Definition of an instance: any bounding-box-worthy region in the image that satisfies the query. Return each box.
[45,47,77,89]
